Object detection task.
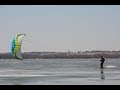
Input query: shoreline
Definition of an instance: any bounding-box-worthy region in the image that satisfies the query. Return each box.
[1,51,120,59]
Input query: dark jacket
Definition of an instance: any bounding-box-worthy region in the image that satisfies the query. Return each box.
[100,58,105,64]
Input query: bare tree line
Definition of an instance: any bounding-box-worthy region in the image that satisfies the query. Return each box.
[1,51,120,59]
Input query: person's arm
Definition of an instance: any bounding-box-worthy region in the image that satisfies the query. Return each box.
[103,58,105,61]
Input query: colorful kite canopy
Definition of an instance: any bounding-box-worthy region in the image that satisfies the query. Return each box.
[11,34,26,60]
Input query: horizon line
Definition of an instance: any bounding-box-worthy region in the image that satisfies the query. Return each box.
[1,50,120,53]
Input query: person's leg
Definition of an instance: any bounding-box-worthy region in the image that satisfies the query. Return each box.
[100,63,103,68]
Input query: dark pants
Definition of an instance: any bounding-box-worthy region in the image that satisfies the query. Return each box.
[100,62,104,68]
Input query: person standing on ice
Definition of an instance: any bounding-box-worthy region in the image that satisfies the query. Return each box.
[100,56,105,69]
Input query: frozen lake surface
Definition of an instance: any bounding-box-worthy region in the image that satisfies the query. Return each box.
[0,58,120,85]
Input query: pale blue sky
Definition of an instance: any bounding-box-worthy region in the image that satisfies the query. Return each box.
[0,5,120,53]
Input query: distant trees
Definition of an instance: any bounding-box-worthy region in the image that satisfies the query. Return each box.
[0,51,120,59]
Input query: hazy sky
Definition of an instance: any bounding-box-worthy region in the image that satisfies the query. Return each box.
[0,5,120,53]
